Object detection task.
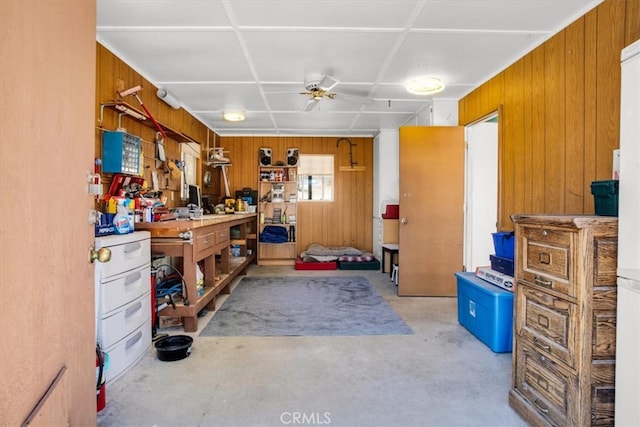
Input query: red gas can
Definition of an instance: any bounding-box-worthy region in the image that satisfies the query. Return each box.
[96,347,106,412]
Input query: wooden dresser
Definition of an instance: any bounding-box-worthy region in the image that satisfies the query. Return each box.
[509,215,618,426]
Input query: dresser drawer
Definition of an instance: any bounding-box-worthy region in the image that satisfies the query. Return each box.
[100,291,151,349]
[516,284,577,369]
[514,341,577,427]
[520,227,574,297]
[194,227,229,258]
[103,320,151,384]
[96,232,150,280]
[100,264,151,315]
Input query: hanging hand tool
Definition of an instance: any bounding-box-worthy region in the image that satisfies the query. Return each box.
[119,85,167,139]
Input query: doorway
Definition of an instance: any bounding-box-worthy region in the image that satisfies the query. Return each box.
[463,113,499,273]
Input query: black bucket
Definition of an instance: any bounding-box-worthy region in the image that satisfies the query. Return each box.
[154,335,193,361]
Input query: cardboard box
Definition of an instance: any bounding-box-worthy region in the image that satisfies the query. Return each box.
[158,316,182,328]
[613,149,620,180]
[382,219,399,244]
[456,272,514,353]
[475,266,514,292]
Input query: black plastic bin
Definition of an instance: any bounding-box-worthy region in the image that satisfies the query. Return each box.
[590,180,619,216]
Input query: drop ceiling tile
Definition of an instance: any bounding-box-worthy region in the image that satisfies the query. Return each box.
[97,0,230,27]
[414,0,600,32]
[242,30,398,82]
[228,0,418,28]
[97,30,252,82]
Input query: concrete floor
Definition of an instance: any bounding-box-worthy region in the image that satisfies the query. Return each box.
[97,265,526,427]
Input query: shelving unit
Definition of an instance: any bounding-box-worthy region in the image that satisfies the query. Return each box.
[257,165,298,265]
[99,100,197,143]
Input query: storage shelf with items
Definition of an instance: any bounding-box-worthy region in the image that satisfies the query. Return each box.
[257,166,298,265]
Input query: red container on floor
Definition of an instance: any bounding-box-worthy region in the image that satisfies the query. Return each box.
[295,258,337,270]
[96,349,106,412]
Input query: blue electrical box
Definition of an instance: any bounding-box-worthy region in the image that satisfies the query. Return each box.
[456,272,514,353]
[102,131,141,174]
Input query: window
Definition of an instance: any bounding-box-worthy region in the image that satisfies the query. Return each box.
[180,142,200,200]
[297,154,334,201]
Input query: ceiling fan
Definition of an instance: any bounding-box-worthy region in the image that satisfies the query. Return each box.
[295,74,374,112]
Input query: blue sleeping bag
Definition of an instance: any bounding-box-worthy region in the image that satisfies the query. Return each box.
[259,225,288,243]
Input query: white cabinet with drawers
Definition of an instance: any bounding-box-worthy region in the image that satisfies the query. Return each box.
[95,231,151,383]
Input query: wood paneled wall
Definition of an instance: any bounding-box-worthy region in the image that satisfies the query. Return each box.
[221,136,374,253]
[95,43,212,207]
[459,0,640,230]
[95,44,374,254]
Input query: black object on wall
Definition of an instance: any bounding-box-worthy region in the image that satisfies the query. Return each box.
[259,148,272,166]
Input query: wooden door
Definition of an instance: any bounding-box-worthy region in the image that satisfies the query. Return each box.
[398,127,465,296]
[0,1,97,425]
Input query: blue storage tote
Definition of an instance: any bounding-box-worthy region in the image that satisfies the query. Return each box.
[455,272,514,353]
[492,231,515,260]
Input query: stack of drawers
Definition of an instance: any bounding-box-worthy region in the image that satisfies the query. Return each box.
[95,231,151,383]
[509,215,618,426]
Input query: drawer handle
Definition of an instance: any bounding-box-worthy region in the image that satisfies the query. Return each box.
[534,275,552,288]
[124,301,142,318]
[125,330,143,351]
[538,252,551,264]
[534,399,550,414]
[537,314,549,328]
[203,239,210,245]
[533,336,551,352]
[124,242,142,254]
[124,271,142,286]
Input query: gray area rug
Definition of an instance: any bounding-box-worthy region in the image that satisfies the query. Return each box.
[199,276,413,336]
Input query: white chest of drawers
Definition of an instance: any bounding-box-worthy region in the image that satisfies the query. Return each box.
[95,231,151,383]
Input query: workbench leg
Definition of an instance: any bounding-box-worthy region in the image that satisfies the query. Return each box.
[205,295,216,311]
[204,254,216,288]
[182,316,197,333]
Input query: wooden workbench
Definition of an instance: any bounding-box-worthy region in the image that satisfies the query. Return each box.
[134,213,256,332]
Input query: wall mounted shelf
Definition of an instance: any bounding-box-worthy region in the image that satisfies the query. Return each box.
[99,100,198,144]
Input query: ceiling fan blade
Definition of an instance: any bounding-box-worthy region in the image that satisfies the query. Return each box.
[263,90,303,94]
[302,99,319,112]
[333,91,375,105]
[319,75,340,91]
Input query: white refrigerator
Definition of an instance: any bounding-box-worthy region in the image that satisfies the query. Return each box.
[615,38,640,427]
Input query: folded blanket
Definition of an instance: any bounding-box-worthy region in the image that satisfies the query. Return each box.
[260,225,288,243]
[302,243,363,257]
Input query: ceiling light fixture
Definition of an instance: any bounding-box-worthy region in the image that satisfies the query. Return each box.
[223,111,245,122]
[405,76,445,95]
[156,88,181,109]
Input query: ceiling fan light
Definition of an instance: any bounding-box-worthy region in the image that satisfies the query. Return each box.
[223,111,245,122]
[406,76,445,95]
